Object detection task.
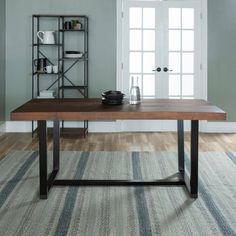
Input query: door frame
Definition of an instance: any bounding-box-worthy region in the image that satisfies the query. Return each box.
[116,0,208,132]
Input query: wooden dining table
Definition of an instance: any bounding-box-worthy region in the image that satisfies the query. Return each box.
[11,98,226,199]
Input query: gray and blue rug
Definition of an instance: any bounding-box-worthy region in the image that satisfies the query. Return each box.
[0,151,236,236]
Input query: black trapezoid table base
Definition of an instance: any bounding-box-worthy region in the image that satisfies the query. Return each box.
[38,120,199,200]
[53,179,185,186]
[41,170,196,199]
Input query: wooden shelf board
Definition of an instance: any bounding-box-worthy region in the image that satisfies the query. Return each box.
[60,29,86,32]
[61,57,88,61]
[59,86,88,90]
[33,14,88,18]
[33,44,62,46]
[33,72,61,75]
[33,127,88,138]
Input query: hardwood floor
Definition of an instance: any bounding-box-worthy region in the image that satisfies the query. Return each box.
[1,132,236,160]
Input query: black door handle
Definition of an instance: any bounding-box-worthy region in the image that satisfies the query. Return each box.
[152,67,161,72]
[163,67,173,72]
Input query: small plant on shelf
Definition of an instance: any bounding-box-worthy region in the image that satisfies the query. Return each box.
[72,19,82,30]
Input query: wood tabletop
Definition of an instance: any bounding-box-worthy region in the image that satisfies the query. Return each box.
[11,98,226,121]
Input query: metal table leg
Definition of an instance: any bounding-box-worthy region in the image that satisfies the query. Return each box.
[53,120,60,171]
[46,120,61,196]
[37,119,199,199]
[177,120,185,176]
[190,120,199,198]
[38,120,48,199]
[38,120,60,199]
[178,120,199,198]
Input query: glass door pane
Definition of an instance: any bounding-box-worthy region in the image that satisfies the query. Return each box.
[129,7,156,98]
[125,2,200,101]
[168,7,195,99]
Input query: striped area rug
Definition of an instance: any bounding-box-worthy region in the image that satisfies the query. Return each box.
[0,151,236,236]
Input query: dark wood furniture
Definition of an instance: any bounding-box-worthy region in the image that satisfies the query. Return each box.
[11,99,226,199]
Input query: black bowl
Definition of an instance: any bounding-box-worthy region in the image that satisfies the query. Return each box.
[101,90,125,100]
[102,98,123,105]
[65,51,81,54]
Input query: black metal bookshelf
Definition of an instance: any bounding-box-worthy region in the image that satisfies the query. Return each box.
[32,14,89,137]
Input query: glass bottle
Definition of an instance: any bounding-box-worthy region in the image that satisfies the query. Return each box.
[129,76,141,105]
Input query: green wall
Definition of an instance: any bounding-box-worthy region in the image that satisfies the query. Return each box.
[5,0,116,120]
[4,0,236,122]
[0,0,6,125]
[208,0,236,121]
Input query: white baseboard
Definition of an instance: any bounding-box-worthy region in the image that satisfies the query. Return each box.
[88,121,121,133]
[6,121,32,133]
[5,121,121,133]
[121,120,190,132]
[5,121,236,133]
[0,122,6,135]
[200,121,236,133]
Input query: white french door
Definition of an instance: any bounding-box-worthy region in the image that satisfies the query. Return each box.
[121,0,204,131]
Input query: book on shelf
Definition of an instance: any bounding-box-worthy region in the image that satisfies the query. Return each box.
[37,90,56,99]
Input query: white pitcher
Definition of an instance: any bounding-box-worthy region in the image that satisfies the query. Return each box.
[37,31,55,44]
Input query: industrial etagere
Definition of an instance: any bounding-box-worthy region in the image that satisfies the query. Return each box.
[32,14,89,136]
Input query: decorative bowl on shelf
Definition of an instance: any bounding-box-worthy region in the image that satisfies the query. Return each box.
[64,51,83,58]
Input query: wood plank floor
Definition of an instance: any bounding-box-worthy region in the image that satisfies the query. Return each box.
[1,132,236,160]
